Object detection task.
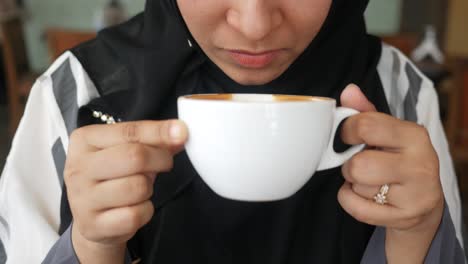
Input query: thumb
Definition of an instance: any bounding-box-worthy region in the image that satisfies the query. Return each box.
[340,84,376,112]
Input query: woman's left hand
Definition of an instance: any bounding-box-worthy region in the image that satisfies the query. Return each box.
[338,84,444,264]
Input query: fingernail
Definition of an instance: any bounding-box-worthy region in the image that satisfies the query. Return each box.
[169,122,183,141]
[350,83,361,90]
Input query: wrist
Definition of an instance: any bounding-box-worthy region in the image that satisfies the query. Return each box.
[72,224,127,264]
[385,200,444,264]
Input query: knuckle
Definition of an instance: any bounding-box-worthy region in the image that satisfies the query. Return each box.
[416,125,431,142]
[157,121,170,144]
[431,154,440,173]
[166,157,174,171]
[142,202,155,225]
[122,123,139,143]
[398,217,422,230]
[407,196,437,221]
[69,127,85,145]
[341,165,349,180]
[80,227,95,241]
[409,216,424,227]
[79,226,92,240]
[413,159,439,181]
[63,166,73,186]
[432,190,443,207]
[413,125,433,145]
[128,176,150,199]
[127,145,148,171]
[351,184,366,196]
[355,114,376,140]
[63,162,81,188]
[347,154,367,181]
[352,205,371,224]
[122,208,142,232]
[400,208,418,220]
[147,201,155,217]
[131,176,153,201]
[414,125,433,147]
[159,150,174,172]
[77,220,99,241]
[423,190,443,213]
[146,184,155,199]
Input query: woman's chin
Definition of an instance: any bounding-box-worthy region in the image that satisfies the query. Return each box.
[222,66,287,86]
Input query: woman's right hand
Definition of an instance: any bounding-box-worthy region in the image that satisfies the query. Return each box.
[64,120,188,264]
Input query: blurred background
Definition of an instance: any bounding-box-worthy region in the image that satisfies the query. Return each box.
[0,0,467,261]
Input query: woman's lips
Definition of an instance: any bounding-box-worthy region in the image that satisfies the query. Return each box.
[227,49,280,69]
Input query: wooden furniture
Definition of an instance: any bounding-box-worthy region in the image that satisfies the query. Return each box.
[445,0,468,163]
[0,15,37,135]
[46,28,96,61]
[451,61,468,162]
[381,34,418,57]
[445,60,468,195]
[401,0,448,38]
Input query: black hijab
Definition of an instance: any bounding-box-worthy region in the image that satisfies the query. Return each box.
[80,0,385,119]
[65,0,392,263]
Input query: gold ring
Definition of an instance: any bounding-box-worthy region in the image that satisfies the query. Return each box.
[373,184,390,205]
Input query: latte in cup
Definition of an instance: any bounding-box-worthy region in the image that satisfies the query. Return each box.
[178,93,363,202]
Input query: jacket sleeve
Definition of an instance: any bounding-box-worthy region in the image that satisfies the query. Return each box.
[41,225,79,264]
[0,53,101,263]
[0,76,65,262]
[361,203,466,263]
[42,224,133,264]
[418,74,465,247]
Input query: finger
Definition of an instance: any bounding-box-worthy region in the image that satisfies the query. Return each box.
[144,172,157,184]
[91,175,154,210]
[351,183,414,210]
[341,149,402,185]
[85,143,173,180]
[340,84,377,112]
[341,112,422,149]
[76,119,188,152]
[94,200,154,240]
[351,183,380,200]
[338,182,402,227]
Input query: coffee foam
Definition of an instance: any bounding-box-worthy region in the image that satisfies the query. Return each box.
[184,94,332,102]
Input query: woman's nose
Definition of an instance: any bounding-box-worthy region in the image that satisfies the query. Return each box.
[227,0,283,41]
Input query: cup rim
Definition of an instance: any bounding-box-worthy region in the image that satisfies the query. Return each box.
[178,93,335,104]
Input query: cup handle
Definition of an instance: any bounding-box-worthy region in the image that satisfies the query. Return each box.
[317,107,365,171]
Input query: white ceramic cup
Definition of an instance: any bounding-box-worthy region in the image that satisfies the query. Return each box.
[178,94,364,202]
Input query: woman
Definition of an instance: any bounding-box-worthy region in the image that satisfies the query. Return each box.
[0,0,465,263]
